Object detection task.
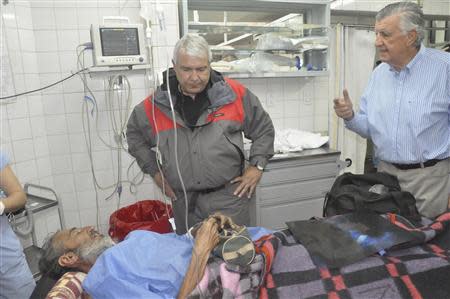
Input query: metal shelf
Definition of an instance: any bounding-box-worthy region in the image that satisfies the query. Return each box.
[189,23,326,35]
[223,70,328,78]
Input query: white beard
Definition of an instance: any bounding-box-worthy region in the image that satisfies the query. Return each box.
[78,235,115,264]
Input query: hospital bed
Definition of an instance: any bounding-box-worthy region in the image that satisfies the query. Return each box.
[40,212,450,299]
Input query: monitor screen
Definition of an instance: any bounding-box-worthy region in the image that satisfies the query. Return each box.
[100,28,140,56]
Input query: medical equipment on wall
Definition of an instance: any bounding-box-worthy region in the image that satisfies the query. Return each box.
[90,17,148,67]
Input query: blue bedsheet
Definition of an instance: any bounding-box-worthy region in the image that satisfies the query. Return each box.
[83,227,272,298]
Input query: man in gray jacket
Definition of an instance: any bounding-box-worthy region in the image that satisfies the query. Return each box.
[126,34,275,234]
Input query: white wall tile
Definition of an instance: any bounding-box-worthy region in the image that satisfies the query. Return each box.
[9,51,24,74]
[90,169,115,188]
[284,100,300,118]
[0,119,12,143]
[91,150,112,170]
[299,97,314,116]
[97,8,122,24]
[78,208,97,227]
[159,2,179,26]
[13,74,26,93]
[50,154,73,174]
[68,133,88,153]
[152,25,180,47]
[23,73,41,90]
[22,52,39,74]
[46,209,62,234]
[71,152,91,172]
[33,136,50,157]
[30,1,54,8]
[36,52,61,73]
[47,134,71,155]
[59,51,79,74]
[271,118,284,131]
[18,29,36,51]
[98,0,120,8]
[9,118,32,140]
[57,29,80,51]
[39,73,63,94]
[12,139,35,162]
[76,7,99,30]
[284,117,300,130]
[2,5,17,29]
[15,159,38,182]
[45,115,68,135]
[31,7,56,30]
[30,116,46,137]
[74,185,95,208]
[62,210,81,229]
[36,156,53,177]
[77,28,91,46]
[66,113,84,133]
[34,30,58,52]
[315,99,329,116]
[27,95,44,116]
[54,7,78,29]
[120,7,141,24]
[52,176,76,198]
[15,5,34,30]
[62,77,83,93]
[36,176,54,188]
[314,115,328,132]
[6,99,29,119]
[54,1,77,8]
[58,191,79,211]
[5,28,21,51]
[74,172,93,192]
[299,115,314,132]
[42,93,65,115]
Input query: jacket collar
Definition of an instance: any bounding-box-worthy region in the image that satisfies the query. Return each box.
[154,68,236,109]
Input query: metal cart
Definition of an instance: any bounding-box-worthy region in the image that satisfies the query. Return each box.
[10,183,65,279]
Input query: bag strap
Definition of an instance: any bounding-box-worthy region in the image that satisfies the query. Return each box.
[390,191,420,221]
[323,192,330,217]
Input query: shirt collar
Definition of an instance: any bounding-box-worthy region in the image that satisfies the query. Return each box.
[389,44,425,73]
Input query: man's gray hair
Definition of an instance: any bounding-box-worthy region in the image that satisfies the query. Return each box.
[173,34,212,64]
[376,1,425,48]
[39,231,72,280]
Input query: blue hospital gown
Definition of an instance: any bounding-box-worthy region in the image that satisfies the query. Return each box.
[0,151,35,299]
[82,227,272,298]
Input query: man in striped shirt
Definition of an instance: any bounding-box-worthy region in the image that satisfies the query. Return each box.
[334,2,450,219]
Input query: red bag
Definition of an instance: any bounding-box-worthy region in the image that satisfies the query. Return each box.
[109,200,173,242]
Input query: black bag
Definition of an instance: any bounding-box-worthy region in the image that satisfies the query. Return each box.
[323,172,421,223]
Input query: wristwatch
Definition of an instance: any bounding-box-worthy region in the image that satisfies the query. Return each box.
[255,163,264,171]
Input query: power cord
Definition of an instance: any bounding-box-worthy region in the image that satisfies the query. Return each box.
[0,68,87,100]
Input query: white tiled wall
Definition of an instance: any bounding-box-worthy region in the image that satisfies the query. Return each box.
[2,0,330,244]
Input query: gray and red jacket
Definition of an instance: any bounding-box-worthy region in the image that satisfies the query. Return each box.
[126,70,275,192]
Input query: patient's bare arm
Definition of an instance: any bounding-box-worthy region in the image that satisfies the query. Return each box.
[177,217,220,299]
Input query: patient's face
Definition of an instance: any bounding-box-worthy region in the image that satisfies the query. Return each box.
[57,226,105,251]
[56,226,115,263]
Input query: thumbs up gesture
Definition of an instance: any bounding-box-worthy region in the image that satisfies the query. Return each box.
[333,89,354,121]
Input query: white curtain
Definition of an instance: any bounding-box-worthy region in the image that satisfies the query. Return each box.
[329,25,376,174]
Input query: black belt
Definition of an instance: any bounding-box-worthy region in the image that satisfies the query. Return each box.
[199,184,226,194]
[391,158,446,170]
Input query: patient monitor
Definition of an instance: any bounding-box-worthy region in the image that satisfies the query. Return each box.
[90,18,148,67]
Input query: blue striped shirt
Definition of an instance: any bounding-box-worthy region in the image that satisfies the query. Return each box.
[346,45,450,164]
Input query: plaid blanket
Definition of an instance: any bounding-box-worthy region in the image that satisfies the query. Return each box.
[188,212,450,299]
[260,212,450,299]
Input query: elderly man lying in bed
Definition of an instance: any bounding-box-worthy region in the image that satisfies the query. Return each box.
[38,211,450,299]
[37,214,271,298]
